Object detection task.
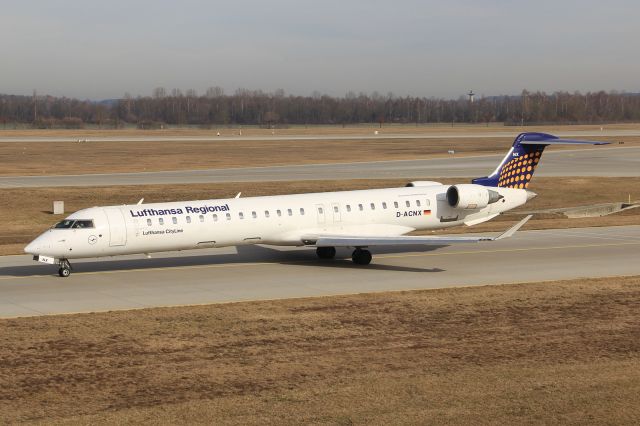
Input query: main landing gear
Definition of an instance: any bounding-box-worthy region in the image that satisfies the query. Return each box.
[316,246,336,259]
[58,259,72,277]
[351,248,372,265]
[316,246,372,265]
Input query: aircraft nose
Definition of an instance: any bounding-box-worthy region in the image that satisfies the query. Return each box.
[24,234,50,255]
[526,190,538,201]
[24,241,37,255]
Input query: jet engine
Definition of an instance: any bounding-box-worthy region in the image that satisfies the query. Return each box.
[446,184,502,210]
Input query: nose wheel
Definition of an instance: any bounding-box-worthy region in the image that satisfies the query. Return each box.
[58,259,72,277]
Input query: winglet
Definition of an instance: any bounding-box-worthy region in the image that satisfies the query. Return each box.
[493,215,532,241]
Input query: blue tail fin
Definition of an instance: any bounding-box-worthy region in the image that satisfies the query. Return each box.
[472,132,609,188]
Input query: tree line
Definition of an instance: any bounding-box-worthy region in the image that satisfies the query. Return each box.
[1,89,639,128]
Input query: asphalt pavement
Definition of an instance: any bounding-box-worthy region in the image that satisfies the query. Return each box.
[1,225,638,318]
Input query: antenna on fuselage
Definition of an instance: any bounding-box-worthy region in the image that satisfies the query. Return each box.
[137,198,144,205]
[235,192,241,198]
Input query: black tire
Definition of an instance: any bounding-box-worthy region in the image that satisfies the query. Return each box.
[58,267,71,278]
[316,246,336,259]
[352,249,372,265]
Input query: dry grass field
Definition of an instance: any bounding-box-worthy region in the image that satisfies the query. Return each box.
[0,275,638,424]
[1,177,638,255]
[0,135,635,176]
[0,137,512,176]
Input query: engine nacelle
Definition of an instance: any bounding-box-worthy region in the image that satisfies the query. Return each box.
[446,184,502,210]
[405,181,442,187]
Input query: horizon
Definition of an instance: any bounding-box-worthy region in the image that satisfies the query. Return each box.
[3,88,640,103]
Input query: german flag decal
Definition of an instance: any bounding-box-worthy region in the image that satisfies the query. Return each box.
[423,210,431,215]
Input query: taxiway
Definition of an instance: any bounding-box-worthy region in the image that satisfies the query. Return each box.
[1,225,639,318]
[0,128,639,143]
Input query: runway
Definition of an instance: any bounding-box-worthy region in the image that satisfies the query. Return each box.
[1,225,639,318]
[0,146,638,188]
[0,128,638,143]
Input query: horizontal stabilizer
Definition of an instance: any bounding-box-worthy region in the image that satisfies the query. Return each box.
[310,215,532,247]
[519,138,609,146]
[515,132,610,145]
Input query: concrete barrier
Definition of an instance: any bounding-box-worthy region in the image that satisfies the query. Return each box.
[563,203,639,218]
[512,202,640,219]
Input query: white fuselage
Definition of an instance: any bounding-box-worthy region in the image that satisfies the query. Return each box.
[25,184,528,260]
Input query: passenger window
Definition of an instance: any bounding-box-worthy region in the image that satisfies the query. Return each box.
[265,210,270,218]
[252,211,257,218]
[147,218,152,226]
[370,203,375,210]
[346,205,351,212]
[358,204,363,211]
[199,215,204,222]
[300,208,305,215]
[334,205,339,213]
[288,208,293,216]
[425,199,430,206]
[382,202,387,209]
[394,201,399,208]
[159,218,164,225]
[406,200,411,207]
[416,200,421,207]
[226,213,231,220]
[172,217,178,224]
[318,207,323,214]
[186,216,191,224]
[277,209,282,217]
[213,214,218,222]
[239,212,244,220]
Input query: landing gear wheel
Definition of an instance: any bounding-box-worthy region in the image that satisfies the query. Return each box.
[351,248,372,265]
[316,246,336,259]
[58,259,72,277]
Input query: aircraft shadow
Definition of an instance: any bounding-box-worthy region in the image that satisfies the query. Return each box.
[278,259,444,273]
[0,244,448,277]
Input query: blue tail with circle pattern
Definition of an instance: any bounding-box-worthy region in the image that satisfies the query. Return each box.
[472,132,609,188]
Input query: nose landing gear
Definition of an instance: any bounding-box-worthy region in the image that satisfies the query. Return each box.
[58,259,72,277]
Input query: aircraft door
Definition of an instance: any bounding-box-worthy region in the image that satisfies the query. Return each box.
[331,202,341,223]
[104,207,127,246]
[316,204,326,225]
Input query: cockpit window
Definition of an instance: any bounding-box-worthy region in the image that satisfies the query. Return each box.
[54,219,94,229]
[72,220,94,229]
[54,220,75,229]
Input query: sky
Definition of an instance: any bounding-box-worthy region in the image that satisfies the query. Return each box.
[1,0,639,99]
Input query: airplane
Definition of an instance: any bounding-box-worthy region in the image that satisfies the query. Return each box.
[24,132,608,277]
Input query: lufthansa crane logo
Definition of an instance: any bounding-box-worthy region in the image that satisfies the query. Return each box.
[88,235,98,245]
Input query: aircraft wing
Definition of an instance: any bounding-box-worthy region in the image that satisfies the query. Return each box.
[306,215,532,247]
